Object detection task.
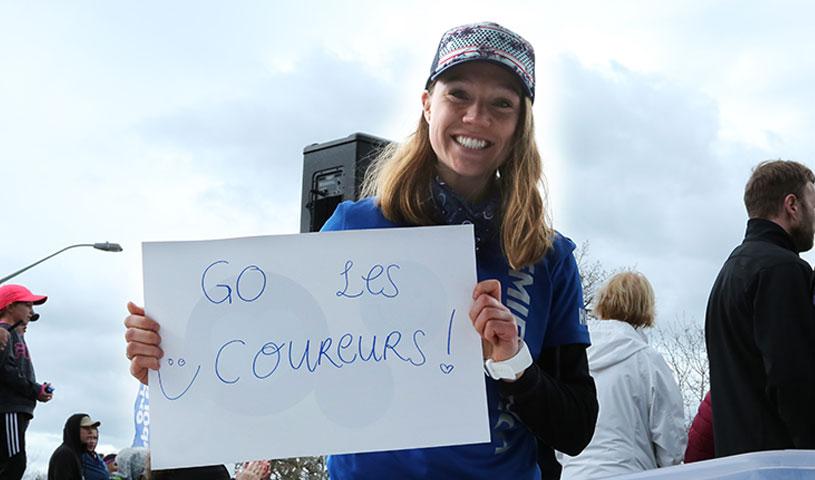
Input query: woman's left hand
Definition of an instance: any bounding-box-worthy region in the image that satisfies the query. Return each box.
[469,279,521,362]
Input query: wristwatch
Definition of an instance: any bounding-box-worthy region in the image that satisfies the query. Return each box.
[484,341,533,380]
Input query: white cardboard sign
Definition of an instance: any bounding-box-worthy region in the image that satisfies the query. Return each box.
[142,225,489,470]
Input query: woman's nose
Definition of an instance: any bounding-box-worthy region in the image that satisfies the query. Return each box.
[462,101,490,126]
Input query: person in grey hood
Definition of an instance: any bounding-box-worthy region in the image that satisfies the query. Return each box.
[559,271,685,479]
[115,447,149,480]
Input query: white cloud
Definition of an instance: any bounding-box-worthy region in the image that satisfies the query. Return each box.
[546,55,776,325]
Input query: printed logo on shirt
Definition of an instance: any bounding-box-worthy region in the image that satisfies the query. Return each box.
[494,396,522,454]
[506,265,535,338]
[579,307,588,326]
[493,264,536,455]
[13,342,29,360]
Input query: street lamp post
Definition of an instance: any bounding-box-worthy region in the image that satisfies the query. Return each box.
[0,242,123,284]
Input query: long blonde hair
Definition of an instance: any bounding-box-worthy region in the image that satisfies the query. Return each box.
[361,90,553,269]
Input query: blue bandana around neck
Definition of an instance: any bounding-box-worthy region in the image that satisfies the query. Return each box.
[430,176,500,251]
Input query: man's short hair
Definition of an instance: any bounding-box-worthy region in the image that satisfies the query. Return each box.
[594,271,655,328]
[744,160,815,218]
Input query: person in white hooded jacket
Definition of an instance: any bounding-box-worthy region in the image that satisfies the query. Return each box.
[559,271,685,479]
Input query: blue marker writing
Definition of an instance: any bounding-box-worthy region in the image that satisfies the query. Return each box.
[440,309,456,374]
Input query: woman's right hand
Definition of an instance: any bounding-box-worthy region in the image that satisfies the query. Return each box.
[124,302,163,385]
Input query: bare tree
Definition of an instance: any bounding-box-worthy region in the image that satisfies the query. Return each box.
[574,240,613,314]
[649,313,710,430]
[236,457,327,480]
[266,457,327,480]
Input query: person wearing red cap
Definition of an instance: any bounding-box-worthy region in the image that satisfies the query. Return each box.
[0,284,53,479]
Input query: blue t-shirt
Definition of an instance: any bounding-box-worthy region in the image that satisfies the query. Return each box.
[323,199,590,480]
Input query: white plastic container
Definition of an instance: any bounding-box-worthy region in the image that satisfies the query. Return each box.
[606,450,815,479]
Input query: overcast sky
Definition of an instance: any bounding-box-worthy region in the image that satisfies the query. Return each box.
[2,0,814,474]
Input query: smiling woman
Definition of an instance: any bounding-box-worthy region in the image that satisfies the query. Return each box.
[123,21,599,480]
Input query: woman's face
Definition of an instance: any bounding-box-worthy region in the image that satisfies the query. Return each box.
[422,61,522,201]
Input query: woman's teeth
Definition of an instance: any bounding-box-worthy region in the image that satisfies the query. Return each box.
[455,136,489,150]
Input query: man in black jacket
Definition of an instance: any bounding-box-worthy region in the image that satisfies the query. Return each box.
[706,160,815,457]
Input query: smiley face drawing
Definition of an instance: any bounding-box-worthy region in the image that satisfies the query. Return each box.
[157,356,202,401]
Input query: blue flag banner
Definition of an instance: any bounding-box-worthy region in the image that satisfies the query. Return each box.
[132,384,150,447]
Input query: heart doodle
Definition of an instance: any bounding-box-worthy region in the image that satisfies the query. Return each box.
[440,363,454,374]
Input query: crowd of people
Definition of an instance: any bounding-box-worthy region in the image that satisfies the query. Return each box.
[3,19,815,480]
[43,412,271,480]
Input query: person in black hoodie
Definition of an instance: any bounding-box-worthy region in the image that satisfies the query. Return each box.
[48,413,101,480]
[706,160,815,457]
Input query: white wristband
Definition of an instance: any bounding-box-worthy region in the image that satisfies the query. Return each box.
[484,341,533,380]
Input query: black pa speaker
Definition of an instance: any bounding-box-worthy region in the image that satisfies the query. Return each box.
[300,132,390,233]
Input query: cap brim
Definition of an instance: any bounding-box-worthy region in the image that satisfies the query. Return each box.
[79,415,101,428]
[427,58,533,100]
[16,294,48,305]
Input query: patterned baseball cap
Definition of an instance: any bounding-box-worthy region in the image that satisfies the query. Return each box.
[427,22,535,101]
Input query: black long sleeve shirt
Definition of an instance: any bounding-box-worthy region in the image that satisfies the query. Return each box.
[501,343,598,479]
